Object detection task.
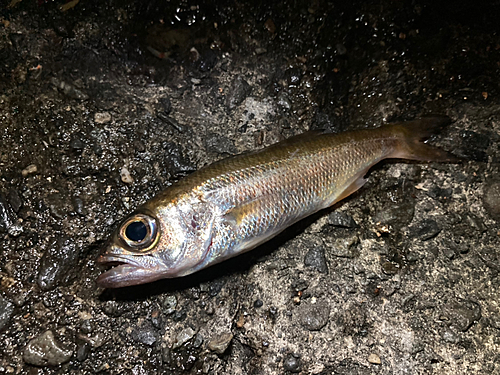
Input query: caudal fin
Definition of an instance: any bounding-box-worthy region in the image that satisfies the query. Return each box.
[388,116,461,163]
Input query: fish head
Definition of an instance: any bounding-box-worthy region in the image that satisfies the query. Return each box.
[96,203,212,288]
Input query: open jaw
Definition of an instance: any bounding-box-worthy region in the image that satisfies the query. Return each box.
[96,255,165,288]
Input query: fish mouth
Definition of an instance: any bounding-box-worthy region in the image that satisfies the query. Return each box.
[96,255,165,288]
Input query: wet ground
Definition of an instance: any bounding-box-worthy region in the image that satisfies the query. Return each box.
[1,0,500,374]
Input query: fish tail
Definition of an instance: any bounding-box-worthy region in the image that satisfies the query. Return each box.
[388,115,460,162]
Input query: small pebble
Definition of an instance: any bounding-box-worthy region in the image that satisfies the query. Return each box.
[409,219,441,241]
[0,295,15,331]
[9,33,24,51]
[85,332,107,348]
[442,246,456,260]
[328,211,358,228]
[277,93,292,110]
[7,188,22,213]
[93,143,103,156]
[45,193,68,220]
[37,237,80,291]
[441,328,459,343]
[291,278,308,293]
[405,251,421,263]
[133,140,146,153]
[253,299,263,308]
[131,321,158,346]
[268,306,278,319]
[76,341,90,362]
[226,76,251,109]
[236,313,245,328]
[158,113,185,133]
[466,214,486,233]
[328,235,359,258]
[172,310,187,322]
[205,304,215,315]
[0,194,23,237]
[298,301,330,331]
[163,142,196,174]
[161,295,177,315]
[283,353,301,372]
[446,301,481,332]
[23,330,73,366]
[120,166,134,184]
[192,333,203,348]
[373,184,415,226]
[72,196,88,216]
[207,332,233,354]
[209,278,225,297]
[94,112,112,124]
[381,261,400,275]
[101,300,124,317]
[368,353,381,364]
[69,133,85,150]
[79,320,93,334]
[426,186,452,200]
[304,246,329,274]
[173,327,196,349]
[159,97,172,115]
[50,77,88,100]
[150,309,162,328]
[483,180,500,220]
[374,204,414,226]
[264,18,276,33]
[12,292,28,307]
[284,67,302,86]
[21,164,37,177]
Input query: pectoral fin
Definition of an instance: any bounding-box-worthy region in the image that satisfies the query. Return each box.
[222,195,284,252]
[223,196,269,227]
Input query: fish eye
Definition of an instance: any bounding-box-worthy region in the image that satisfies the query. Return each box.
[119,214,159,252]
[126,221,147,242]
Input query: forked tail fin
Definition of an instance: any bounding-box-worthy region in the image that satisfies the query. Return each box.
[387,116,460,162]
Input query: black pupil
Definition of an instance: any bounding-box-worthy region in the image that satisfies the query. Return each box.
[125,221,148,242]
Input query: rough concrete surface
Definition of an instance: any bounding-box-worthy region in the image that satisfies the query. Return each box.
[0,1,499,374]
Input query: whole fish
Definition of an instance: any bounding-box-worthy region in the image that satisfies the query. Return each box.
[97,116,457,288]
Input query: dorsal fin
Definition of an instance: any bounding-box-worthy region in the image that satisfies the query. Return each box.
[266,130,324,149]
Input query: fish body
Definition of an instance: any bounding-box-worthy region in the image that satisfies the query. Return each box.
[97,116,457,288]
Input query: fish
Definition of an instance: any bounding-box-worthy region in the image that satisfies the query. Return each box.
[96,116,458,288]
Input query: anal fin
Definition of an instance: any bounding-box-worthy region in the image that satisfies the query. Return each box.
[330,174,369,207]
